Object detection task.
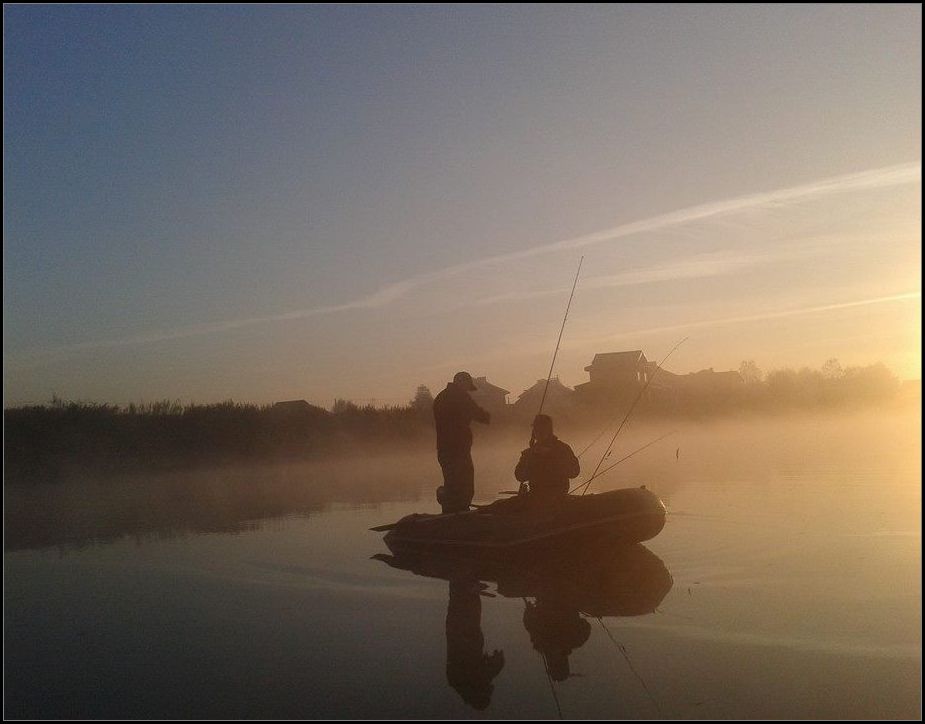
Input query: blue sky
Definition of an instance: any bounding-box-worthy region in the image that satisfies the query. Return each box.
[4,5,921,406]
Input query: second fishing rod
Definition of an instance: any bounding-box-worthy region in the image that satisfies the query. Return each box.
[529,256,583,447]
[571,337,688,496]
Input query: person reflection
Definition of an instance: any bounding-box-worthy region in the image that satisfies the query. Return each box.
[445,575,505,710]
[522,593,591,682]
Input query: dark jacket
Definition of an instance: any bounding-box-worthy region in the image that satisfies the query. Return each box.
[514,436,580,497]
[433,382,491,455]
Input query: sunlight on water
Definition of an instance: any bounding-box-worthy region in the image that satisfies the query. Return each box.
[4,409,921,718]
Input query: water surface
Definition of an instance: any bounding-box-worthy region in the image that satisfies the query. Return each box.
[5,411,921,718]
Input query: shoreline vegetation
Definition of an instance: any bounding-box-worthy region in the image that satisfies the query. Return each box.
[4,360,918,485]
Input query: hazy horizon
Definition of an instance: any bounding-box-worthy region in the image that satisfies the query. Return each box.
[3,351,920,411]
[4,5,921,407]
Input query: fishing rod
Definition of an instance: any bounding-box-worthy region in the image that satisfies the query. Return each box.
[578,337,688,493]
[530,256,583,446]
[541,647,564,720]
[570,430,675,495]
[523,597,564,720]
[595,617,661,716]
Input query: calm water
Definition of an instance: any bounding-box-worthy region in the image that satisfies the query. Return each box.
[5,411,921,719]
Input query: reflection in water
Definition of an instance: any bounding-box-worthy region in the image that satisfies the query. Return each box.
[375,540,672,710]
[4,455,432,552]
[446,575,505,709]
[4,411,918,718]
[523,596,590,682]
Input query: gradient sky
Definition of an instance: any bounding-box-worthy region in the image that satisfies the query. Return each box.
[3,5,921,407]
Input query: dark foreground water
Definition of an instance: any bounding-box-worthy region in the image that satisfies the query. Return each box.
[5,412,921,719]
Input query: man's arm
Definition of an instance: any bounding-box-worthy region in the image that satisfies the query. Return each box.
[514,449,531,483]
[561,443,580,479]
[468,397,490,425]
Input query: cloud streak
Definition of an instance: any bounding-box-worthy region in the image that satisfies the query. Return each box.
[570,291,923,349]
[6,162,920,363]
[472,245,829,307]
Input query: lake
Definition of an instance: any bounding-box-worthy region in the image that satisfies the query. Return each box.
[4,410,921,719]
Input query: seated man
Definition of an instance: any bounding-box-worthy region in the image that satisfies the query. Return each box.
[514,414,580,500]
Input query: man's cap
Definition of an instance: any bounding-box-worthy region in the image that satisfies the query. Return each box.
[453,371,477,391]
[532,413,553,430]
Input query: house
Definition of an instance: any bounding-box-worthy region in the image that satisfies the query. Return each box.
[273,399,314,412]
[469,377,511,416]
[678,368,744,395]
[513,377,576,418]
[573,350,651,406]
[572,348,746,410]
[642,360,682,403]
[272,399,330,418]
[640,365,744,407]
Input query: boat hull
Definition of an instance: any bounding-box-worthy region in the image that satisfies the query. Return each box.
[375,541,673,617]
[382,486,666,557]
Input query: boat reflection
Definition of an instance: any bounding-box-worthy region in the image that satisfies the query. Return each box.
[374,540,672,710]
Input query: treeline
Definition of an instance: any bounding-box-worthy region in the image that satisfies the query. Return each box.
[730,359,909,410]
[4,397,432,484]
[3,360,915,483]
[630,360,911,419]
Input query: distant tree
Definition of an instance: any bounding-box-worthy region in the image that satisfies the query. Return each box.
[332,398,360,414]
[842,363,901,401]
[410,385,434,414]
[738,360,764,385]
[821,358,844,380]
[766,368,798,403]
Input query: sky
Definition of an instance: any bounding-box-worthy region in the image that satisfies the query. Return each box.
[3,4,921,407]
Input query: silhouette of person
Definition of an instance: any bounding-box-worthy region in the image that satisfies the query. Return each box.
[522,594,591,682]
[515,414,580,501]
[433,372,490,514]
[372,543,673,706]
[445,575,505,710]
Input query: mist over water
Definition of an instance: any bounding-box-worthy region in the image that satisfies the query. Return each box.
[5,407,921,718]
[9,408,916,551]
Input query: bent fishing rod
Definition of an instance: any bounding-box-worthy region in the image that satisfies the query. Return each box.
[577,337,688,495]
[576,337,687,460]
[570,430,676,495]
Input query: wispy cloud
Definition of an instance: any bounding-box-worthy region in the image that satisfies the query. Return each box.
[6,162,919,362]
[571,291,923,349]
[472,246,827,307]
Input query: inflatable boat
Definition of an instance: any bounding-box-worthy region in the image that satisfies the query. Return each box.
[372,486,666,557]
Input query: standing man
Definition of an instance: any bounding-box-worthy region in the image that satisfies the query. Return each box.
[433,371,491,514]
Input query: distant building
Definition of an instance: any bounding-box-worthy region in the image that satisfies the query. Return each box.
[513,377,576,418]
[574,350,650,406]
[641,360,682,403]
[678,368,743,396]
[573,351,742,409]
[274,399,314,411]
[273,399,330,417]
[641,365,743,406]
[470,377,511,416]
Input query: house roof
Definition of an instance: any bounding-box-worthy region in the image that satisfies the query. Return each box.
[472,376,510,395]
[642,361,681,385]
[272,399,330,416]
[514,378,574,402]
[585,350,646,372]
